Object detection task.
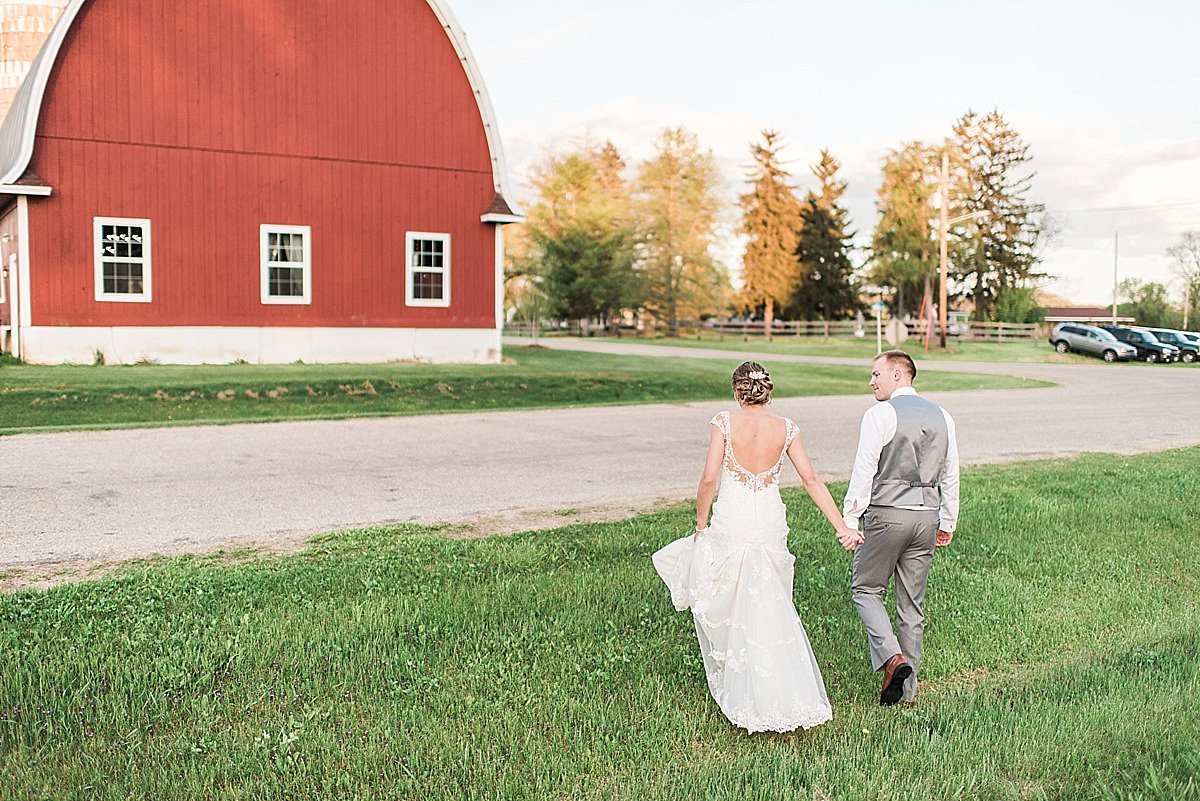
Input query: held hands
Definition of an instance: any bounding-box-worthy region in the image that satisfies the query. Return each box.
[936,529,954,548]
[836,525,864,552]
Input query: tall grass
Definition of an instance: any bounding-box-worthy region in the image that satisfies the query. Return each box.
[2,449,1197,799]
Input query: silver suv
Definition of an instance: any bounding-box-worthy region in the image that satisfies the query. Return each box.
[1050,323,1138,362]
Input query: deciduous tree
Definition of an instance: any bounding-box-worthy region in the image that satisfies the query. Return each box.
[868,142,941,318]
[1118,278,1179,329]
[1167,231,1200,329]
[517,140,639,328]
[633,126,729,334]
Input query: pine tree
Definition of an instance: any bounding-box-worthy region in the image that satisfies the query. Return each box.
[812,149,848,212]
[738,130,804,341]
[790,150,859,330]
[633,126,729,335]
[950,110,1049,322]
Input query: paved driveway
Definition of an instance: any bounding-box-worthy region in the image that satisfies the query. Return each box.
[2,338,1196,571]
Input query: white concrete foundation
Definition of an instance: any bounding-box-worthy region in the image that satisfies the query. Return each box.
[18,326,502,365]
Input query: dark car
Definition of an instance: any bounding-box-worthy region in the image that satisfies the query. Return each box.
[1145,328,1198,363]
[1100,326,1179,363]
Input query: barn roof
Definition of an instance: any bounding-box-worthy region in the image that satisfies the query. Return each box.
[0,0,521,217]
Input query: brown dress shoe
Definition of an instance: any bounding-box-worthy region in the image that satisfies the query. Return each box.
[880,653,913,706]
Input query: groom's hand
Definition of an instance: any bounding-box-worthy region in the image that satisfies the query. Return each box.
[837,526,864,552]
[936,529,954,548]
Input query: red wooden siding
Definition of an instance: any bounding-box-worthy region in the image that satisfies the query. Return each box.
[25,0,498,329]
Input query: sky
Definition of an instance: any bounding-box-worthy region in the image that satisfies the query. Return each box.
[452,0,1200,306]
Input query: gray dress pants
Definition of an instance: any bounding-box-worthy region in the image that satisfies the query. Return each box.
[851,506,939,702]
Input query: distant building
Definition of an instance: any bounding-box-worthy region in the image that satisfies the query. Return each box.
[0,0,521,364]
[1042,307,1134,324]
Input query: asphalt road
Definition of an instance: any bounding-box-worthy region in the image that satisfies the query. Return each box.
[2,338,1197,571]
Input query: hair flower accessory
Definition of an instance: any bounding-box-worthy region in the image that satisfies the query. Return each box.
[749,371,766,380]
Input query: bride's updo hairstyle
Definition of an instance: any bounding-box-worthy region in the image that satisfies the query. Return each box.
[732,361,773,406]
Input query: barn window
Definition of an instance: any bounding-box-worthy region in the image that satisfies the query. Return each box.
[94,217,152,303]
[260,225,312,305]
[405,232,451,308]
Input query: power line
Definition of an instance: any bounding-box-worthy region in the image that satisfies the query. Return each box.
[1058,199,1200,214]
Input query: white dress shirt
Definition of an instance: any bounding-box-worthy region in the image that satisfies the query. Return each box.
[842,386,960,533]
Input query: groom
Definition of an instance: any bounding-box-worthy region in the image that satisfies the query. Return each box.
[842,350,960,706]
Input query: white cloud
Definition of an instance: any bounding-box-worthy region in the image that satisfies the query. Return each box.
[463,0,1200,308]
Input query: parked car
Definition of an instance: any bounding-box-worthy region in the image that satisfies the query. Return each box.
[1144,328,1199,363]
[1049,323,1138,362]
[1099,326,1180,363]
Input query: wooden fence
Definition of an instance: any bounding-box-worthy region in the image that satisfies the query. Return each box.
[505,318,1040,342]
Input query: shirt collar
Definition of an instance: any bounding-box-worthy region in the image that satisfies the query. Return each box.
[890,386,919,398]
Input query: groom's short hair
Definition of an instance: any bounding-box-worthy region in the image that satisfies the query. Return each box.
[875,350,917,381]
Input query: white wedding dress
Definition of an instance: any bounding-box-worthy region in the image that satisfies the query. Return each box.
[652,411,832,733]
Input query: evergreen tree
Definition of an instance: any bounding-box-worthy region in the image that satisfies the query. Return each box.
[812,149,848,212]
[789,150,859,327]
[738,130,804,340]
[950,110,1049,322]
[540,226,635,324]
[633,126,730,335]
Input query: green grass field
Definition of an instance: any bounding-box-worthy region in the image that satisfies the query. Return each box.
[0,348,1046,435]
[615,332,1092,364]
[2,449,1198,799]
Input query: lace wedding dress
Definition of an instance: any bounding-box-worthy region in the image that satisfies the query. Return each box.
[652,411,832,733]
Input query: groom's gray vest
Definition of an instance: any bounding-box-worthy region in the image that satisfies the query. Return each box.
[871,394,949,509]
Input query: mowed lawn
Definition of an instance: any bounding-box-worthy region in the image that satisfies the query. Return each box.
[612,332,1101,364]
[0,348,1046,435]
[2,450,1198,799]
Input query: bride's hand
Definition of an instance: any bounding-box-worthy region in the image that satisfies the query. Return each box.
[836,525,864,552]
[693,525,708,542]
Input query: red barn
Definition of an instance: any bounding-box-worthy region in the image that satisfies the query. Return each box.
[0,0,521,364]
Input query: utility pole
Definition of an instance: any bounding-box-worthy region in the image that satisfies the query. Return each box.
[936,151,986,349]
[1111,232,1119,326]
[938,150,950,349]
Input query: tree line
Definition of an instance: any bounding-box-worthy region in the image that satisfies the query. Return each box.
[508,110,1179,335]
[506,128,729,336]
[1120,231,1200,330]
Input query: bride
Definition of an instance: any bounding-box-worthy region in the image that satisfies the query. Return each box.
[653,361,863,733]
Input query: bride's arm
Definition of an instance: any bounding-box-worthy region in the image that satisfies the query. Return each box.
[695,426,725,537]
[787,432,864,551]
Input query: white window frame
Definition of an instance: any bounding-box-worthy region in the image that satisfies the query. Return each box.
[94,216,152,303]
[260,224,312,305]
[405,231,451,308]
